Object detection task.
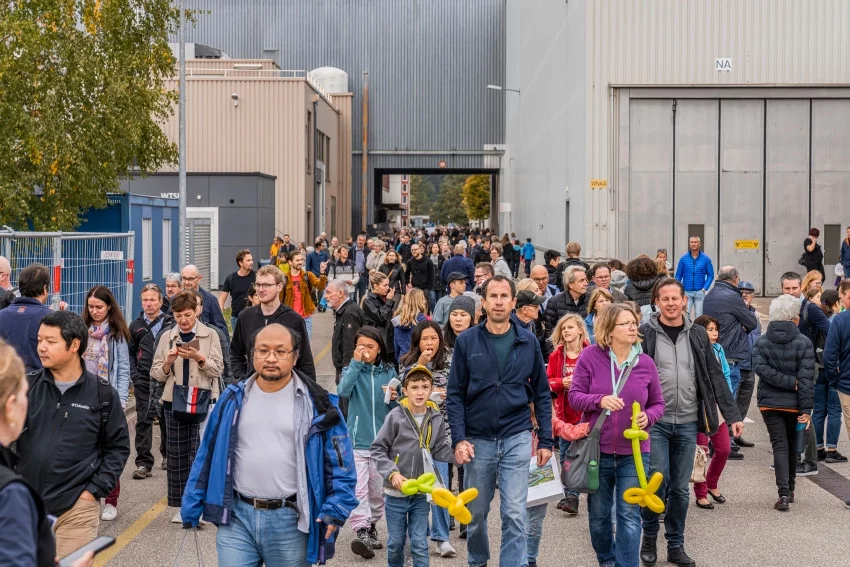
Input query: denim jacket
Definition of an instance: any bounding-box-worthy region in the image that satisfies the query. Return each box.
[107,337,131,406]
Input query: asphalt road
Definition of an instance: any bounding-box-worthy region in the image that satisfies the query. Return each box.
[96,308,850,566]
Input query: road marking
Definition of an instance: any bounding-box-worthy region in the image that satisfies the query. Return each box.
[95,496,167,566]
[314,337,331,363]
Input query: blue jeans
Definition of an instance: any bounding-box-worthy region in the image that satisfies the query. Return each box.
[304,316,313,341]
[356,275,369,303]
[430,460,450,542]
[728,362,742,396]
[813,374,842,449]
[464,430,531,567]
[685,290,705,319]
[588,453,646,567]
[385,494,429,567]
[230,316,239,334]
[559,438,579,498]
[428,290,438,313]
[216,497,309,566]
[522,503,548,566]
[641,421,698,550]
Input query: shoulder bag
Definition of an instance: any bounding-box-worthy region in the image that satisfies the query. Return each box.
[690,444,708,484]
[561,362,635,494]
[171,337,211,425]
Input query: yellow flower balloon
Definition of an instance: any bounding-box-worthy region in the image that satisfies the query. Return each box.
[400,473,436,496]
[622,401,665,514]
[398,473,479,523]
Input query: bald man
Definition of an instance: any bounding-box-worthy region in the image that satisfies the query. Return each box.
[181,264,229,338]
[0,256,16,310]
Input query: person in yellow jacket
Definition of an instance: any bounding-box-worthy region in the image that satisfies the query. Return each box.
[282,251,328,340]
[269,236,283,264]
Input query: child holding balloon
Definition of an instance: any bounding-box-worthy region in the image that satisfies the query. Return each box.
[371,365,456,567]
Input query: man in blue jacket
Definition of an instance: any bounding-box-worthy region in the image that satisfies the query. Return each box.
[182,324,357,565]
[824,281,850,463]
[0,263,54,372]
[675,236,715,318]
[447,275,553,567]
[440,244,475,292]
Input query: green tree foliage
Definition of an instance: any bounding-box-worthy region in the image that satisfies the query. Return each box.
[462,174,491,221]
[0,0,180,230]
[409,175,435,217]
[430,174,468,225]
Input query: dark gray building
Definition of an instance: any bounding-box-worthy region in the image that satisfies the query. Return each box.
[122,172,275,289]
[177,0,507,231]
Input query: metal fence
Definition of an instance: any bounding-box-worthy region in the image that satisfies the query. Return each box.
[0,231,135,318]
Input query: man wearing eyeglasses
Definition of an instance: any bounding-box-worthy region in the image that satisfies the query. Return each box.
[230,265,316,382]
[181,323,357,565]
[180,264,229,339]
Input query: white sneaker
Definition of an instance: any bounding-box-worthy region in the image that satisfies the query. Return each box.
[436,541,457,558]
[101,504,118,521]
[171,510,183,523]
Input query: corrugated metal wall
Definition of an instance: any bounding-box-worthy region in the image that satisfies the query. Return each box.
[586,0,850,257]
[177,0,507,230]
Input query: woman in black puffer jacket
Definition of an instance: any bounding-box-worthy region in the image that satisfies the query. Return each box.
[752,294,815,511]
[624,256,662,307]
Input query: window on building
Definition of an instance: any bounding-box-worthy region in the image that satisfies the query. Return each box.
[306,111,312,174]
[162,218,172,274]
[142,218,153,281]
[326,136,331,181]
[401,194,408,205]
[316,131,326,163]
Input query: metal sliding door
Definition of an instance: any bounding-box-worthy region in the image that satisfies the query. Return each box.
[764,100,810,294]
[811,100,850,276]
[719,100,764,292]
[627,99,673,260]
[674,100,719,263]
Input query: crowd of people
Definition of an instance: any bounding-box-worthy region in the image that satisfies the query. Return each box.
[0,223,848,566]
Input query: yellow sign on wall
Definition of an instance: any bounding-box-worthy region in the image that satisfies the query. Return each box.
[734,240,759,249]
[590,179,608,189]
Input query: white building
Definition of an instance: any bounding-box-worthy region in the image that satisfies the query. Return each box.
[501,0,850,294]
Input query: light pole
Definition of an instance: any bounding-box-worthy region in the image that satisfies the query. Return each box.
[178,0,188,265]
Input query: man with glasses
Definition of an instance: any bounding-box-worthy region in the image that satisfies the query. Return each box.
[181,324,357,565]
[586,263,628,302]
[180,264,229,338]
[230,265,315,382]
[473,263,494,295]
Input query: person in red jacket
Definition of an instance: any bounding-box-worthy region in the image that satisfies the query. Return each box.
[547,312,590,515]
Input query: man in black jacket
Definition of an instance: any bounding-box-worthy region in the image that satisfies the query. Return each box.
[405,243,435,293]
[325,280,364,418]
[128,284,171,479]
[230,265,315,381]
[180,264,229,340]
[544,265,589,331]
[638,278,743,567]
[16,311,130,559]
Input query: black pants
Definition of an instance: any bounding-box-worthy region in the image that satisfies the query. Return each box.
[334,368,349,420]
[761,410,798,497]
[163,405,200,507]
[133,377,158,469]
[736,369,756,422]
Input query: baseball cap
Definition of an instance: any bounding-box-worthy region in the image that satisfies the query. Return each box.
[738,281,755,292]
[446,271,468,284]
[516,290,545,309]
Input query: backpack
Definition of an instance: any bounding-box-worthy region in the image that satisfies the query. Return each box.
[800,300,826,367]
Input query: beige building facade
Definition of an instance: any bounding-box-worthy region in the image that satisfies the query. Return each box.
[160,59,353,243]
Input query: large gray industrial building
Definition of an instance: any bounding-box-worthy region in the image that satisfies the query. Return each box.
[179,0,850,295]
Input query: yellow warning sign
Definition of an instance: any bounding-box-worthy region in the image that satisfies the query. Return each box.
[734,240,759,249]
[590,179,608,189]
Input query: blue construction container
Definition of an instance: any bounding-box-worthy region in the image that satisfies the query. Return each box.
[78,193,180,317]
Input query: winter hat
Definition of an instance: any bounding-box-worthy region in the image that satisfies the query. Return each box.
[449,295,476,320]
[610,269,628,292]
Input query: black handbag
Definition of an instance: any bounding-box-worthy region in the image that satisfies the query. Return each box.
[561,363,634,494]
[171,340,211,425]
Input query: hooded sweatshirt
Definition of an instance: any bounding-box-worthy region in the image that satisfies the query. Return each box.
[338,359,399,450]
[569,344,665,455]
[370,398,456,496]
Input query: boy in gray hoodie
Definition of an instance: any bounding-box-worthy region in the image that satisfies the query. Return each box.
[371,365,456,567]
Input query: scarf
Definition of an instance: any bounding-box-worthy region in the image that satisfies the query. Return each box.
[84,322,110,380]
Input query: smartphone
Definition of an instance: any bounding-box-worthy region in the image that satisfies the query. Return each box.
[58,536,116,566]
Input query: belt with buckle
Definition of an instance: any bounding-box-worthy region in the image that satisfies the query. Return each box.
[234,490,297,511]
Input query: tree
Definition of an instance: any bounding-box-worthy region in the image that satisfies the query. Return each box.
[0,0,181,230]
[409,175,435,217]
[462,174,491,221]
[430,175,468,225]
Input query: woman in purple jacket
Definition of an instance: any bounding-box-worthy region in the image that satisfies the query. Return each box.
[569,303,665,567]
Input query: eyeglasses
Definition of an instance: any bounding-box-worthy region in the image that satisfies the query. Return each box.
[614,321,638,329]
[181,276,200,282]
[254,348,294,359]
[474,273,487,279]
[254,282,279,290]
